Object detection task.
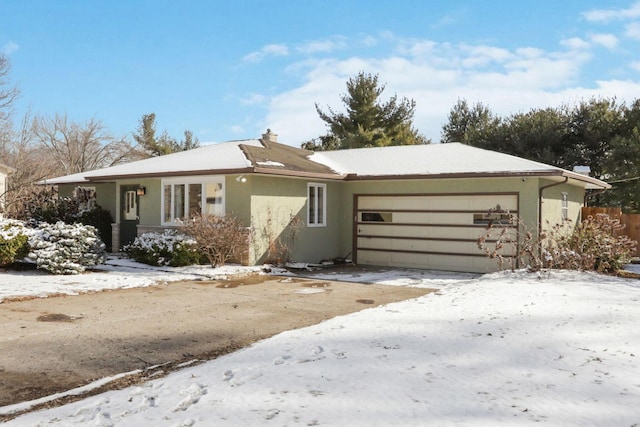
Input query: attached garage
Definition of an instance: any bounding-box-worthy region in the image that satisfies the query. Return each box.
[354,192,519,273]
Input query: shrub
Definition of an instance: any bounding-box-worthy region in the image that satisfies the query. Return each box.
[478,213,637,273]
[28,221,107,274]
[21,187,80,224]
[12,187,114,251]
[547,214,636,273]
[0,219,31,266]
[78,205,114,251]
[179,214,248,267]
[123,230,200,267]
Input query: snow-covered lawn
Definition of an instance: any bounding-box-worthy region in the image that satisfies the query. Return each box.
[0,257,267,303]
[1,260,640,426]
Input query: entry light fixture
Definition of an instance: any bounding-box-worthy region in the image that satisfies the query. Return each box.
[236,175,247,183]
[136,186,146,196]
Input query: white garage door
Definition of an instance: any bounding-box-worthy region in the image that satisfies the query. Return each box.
[355,193,519,273]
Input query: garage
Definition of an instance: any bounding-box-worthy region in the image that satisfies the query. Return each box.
[354,192,519,273]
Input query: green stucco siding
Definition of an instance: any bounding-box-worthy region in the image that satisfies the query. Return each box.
[114,178,161,224]
[57,183,116,220]
[247,176,344,265]
[539,180,586,231]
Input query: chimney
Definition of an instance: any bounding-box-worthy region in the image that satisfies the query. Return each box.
[572,166,591,176]
[262,129,278,143]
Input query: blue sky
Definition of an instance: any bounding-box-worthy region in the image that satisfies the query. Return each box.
[1,1,640,146]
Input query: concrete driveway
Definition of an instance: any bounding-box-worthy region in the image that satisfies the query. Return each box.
[0,274,432,412]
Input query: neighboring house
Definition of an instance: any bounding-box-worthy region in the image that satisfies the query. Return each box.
[0,163,15,215]
[42,130,610,273]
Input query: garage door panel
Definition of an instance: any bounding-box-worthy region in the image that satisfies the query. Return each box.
[358,194,518,212]
[390,212,472,225]
[357,237,516,257]
[358,224,517,240]
[357,250,512,273]
[356,193,519,273]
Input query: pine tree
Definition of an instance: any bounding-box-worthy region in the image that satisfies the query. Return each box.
[303,72,428,150]
[133,113,200,157]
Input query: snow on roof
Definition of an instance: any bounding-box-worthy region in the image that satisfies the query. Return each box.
[43,139,262,184]
[310,143,562,176]
[41,139,609,190]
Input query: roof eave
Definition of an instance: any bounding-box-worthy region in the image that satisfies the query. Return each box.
[86,167,256,182]
[342,170,565,181]
[561,170,611,190]
[252,167,347,180]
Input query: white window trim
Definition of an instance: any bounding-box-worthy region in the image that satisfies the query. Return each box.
[307,182,327,227]
[161,176,225,225]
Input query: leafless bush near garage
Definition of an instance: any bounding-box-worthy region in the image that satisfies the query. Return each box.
[180,214,248,267]
[478,213,636,273]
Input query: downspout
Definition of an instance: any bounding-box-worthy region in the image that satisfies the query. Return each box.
[584,188,606,207]
[538,177,569,237]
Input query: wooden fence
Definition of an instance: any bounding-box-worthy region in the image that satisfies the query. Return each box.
[582,207,640,257]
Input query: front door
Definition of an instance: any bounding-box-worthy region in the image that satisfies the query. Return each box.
[120,185,140,248]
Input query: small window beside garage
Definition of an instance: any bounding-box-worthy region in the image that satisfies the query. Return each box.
[307,183,326,227]
[360,212,393,222]
[561,192,569,220]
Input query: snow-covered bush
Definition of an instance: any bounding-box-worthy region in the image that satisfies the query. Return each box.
[123,230,200,267]
[0,218,31,266]
[28,221,107,275]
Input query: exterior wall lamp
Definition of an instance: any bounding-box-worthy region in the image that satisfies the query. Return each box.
[236,175,247,183]
[136,186,146,196]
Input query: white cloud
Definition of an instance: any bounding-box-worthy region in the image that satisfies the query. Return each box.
[259,34,637,146]
[359,35,378,48]
[1,41,19,55]
[582,2,640,22]
[458,44,512,68]
[589,33,619,49]
[631,61,640,72]
[243,44,289,63]
[561,37,590,50]
[625,22,640,39]
[297,37,348,54]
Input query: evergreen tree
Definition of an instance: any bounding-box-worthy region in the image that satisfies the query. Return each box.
[303,72,428,150]
[440,97,640,212]
[440,99,502,149]
[133,113,200,157]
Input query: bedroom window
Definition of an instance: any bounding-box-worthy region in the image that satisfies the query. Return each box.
[307,183,326,227]
[162,177,225,224]
[561,192,569,220]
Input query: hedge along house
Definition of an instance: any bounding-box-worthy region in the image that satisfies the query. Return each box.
[42,130,610,273]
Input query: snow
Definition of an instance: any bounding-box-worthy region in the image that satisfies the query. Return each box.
[43,139,262,184]
[0,257,267,302]
[256,160,286,167]
[310,143,609,189]
[2,261,640,426]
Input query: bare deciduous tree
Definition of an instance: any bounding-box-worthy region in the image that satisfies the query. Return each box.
[1,111,63,218]
[0,54,19,156]
[32,113,136,175]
